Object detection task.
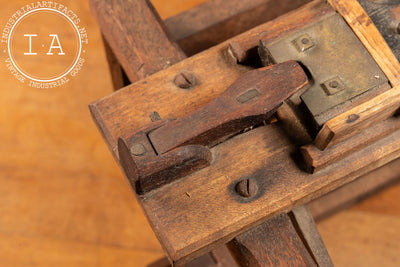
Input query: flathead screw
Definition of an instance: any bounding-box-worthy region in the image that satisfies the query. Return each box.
[174,71,196,89]
[236,179,258,198]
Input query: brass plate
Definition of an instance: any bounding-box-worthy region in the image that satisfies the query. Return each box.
[261,13,388,126]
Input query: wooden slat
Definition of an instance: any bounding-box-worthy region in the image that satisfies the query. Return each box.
[89,0,186,83]
[227,206,332,267]
[303,116,400,173]
[308,158,400,221]
[227,212,317,267]
[148,245,238,267]
[291,206,333,267]
[101,36,127,90]
[327,0,400,86]
[98,0,311,91]
[140,123,400,264]
[165,0,311,56]
[314,86,400,150]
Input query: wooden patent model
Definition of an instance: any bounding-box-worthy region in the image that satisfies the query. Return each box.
[89,0,400,265]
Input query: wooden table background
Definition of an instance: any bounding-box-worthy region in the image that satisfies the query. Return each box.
[0,0,399,266]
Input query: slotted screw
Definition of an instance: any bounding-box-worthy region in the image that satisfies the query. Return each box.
[236,179,258,198]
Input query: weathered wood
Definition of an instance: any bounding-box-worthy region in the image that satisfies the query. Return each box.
[98,0,312,90]
[95,0,311,89]
[89,0,400,264]
[119,62,308,194]
[148,62,307,154]
[148,245,238,267]
[275,102,312,146]
[308,158,400,221]
[165,0,311,56]
[142,125,400,265]
[314,86,400,150]
[303,116,400,173]
[209,245,238,267]
[89,0,332,159]
[291,206,333,267]
[227,206,332,267]
[101,35,127,90]
[93,2,321,266]
[227,213,317,267]
[93,1,230,264]
[89,0,186,83]
[327,0,400,86]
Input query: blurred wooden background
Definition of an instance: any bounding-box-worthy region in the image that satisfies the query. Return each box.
[0,0,399,266]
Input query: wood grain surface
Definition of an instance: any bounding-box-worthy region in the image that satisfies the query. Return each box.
[89,0,186,83]
[227,213,317,267]
[89,1,400,263]
[1,0,400,266]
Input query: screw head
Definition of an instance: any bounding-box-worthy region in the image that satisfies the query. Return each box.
[328,80,339,89]
[235,179,258,198]
[173,71,196,89]
[301,37,310,45]
[130,143,147,156]
[292,34,314,52]
[322,77,345,96]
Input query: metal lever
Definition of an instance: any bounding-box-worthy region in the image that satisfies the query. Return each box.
[118,60,309,194]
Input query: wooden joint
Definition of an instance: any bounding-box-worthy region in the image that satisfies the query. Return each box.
[301,86,400,173]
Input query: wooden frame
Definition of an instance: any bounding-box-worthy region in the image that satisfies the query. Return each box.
[90,0,400,265]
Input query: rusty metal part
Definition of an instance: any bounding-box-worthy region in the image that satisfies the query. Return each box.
[173,71,197,89]
[260,13,388,128]
[235,179,258,198]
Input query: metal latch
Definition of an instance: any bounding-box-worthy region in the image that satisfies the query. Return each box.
[118,61,308,194]
[259,13,389,130]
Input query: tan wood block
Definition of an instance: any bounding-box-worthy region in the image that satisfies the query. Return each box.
[314,86,400,150]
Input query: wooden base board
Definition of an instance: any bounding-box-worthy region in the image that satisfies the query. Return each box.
[89,0,400,264]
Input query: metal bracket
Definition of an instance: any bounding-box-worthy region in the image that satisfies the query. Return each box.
[260,13,389,128]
